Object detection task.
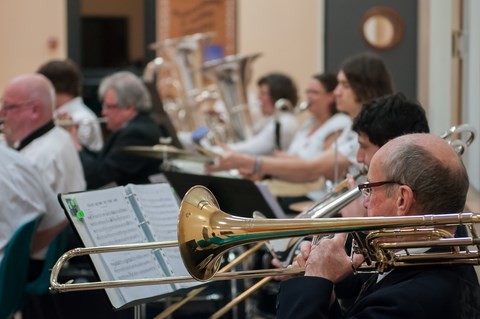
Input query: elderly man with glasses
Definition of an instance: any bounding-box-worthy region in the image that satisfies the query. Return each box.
[276,133,480,319]
[69,71,169,189]
[0,73,86,194]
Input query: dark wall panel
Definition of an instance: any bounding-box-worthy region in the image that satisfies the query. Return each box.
[325,0,418,100]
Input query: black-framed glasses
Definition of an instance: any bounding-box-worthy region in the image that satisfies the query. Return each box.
[358,181,404,197]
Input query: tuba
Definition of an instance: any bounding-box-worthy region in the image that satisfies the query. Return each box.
[150,32,216,133]
[202,53,262,142]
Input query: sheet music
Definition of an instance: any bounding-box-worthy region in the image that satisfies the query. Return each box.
[61,187,172,308]
[127,183,178,241]
[126,183,200,289]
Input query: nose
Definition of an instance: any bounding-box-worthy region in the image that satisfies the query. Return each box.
[333,84,341,97]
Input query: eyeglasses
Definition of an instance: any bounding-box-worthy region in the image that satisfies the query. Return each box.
[102,103,120,110]
[358,181,404,197]
[0,100,32,113]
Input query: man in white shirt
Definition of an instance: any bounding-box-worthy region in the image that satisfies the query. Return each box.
[0,73,86,194]
[0,144,66,264]
[37,59,104,151]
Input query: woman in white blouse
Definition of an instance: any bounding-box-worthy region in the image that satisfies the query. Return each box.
[276,73,351,160]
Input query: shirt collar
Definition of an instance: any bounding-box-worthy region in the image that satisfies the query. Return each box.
[17,120,55,150]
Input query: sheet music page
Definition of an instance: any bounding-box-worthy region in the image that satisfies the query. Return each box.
[127,183,201,289]
[61,187,172,308]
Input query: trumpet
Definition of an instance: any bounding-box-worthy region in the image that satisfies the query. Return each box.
[50,185,480,293]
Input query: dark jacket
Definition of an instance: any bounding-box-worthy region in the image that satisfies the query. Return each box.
[80,112,165,189]
[277,265,480,319]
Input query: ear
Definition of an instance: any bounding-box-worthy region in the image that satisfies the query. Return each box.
[29,102,41,120]
[395,185,415,216]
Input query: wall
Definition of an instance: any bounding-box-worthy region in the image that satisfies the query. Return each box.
[0,0,67,91]
[237,0,323,101]
[324,0,418,100]
[462,0,480,190]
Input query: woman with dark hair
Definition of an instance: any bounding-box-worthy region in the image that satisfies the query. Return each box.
[281,73,350,161]
[206,52,394,195]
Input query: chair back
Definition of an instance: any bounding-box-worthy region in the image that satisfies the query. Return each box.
[0,217,41,319]
[26,228,69,295]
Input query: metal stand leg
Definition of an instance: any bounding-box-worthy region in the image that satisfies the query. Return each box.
[134,304,146,319]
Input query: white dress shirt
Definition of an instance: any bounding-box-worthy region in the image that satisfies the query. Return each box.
[20,126,86,194]
[228,111,299,155]
[287,113,352,159]
[0,145,66,262]
[55,97,104,151]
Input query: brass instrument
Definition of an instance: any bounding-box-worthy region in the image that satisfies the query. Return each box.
[440,123,476,155]
[50,123,478,319]
[150,32,215,132]
[202,53,262,142]
[51,185,480,293]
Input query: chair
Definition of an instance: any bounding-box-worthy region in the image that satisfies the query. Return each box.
[0,217,41,319]
[25,228,68,295]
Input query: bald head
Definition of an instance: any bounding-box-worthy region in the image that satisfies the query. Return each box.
[371,133,469,214]
[1,74,55,146]
[6,74,55,114]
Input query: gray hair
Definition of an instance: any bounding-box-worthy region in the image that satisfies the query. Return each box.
[382,143,469,213]
[98,71,151,111]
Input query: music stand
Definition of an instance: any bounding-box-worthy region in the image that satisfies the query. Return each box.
[159,171,286,219]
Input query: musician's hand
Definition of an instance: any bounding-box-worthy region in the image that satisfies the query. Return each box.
[205,149,256,176]
[304,233,354,283]
[272,241,312,281]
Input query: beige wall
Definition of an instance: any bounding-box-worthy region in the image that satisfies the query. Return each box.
[238,0,323,101]
[0,0,321,99]
[0,0,67,92]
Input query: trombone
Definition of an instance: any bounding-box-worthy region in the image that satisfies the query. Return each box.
[50,185,480,293]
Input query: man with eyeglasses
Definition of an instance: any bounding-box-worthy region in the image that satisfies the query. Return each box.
[272,93,431,309]
[0,73,86,194]
[339,92,430,219]
[277,133,480,318]
[69,71,168,189]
